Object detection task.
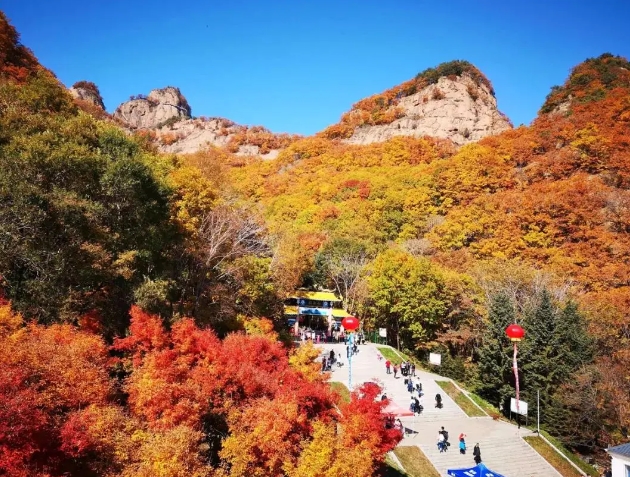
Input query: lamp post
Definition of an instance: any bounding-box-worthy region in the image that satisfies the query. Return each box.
[505,323,525,418]
[341,316,360,389]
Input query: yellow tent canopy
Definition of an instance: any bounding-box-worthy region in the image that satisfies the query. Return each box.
[291,290,341,302]
[331,308,350,318]
[283,305,350,319]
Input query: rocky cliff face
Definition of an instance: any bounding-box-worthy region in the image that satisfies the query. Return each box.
[113,87,191,129]
[114,87,300,157]
[69,81,105,110]
[346,74,512,146]
[321,61,512,146]
[114,61,511,155]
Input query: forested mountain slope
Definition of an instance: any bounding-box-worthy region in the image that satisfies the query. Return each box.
[0,13,402,477]
[227,53,630,450]
[1,5,629,468]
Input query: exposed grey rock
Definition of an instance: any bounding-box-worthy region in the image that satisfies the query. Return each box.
[155,117,282,158]
[342,74,512,146]
[69,83,105,110]
[114,86,191,129]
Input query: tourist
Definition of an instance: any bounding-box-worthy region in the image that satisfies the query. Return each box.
[385,359,391,374]
[393,364,399,378]
[414,396,422,415]
[435,393,443,408]
[440,426,450,448]
[459,435,467,454]
[473,443,482,464]
[411,362,416,376]
[437,432,446,452]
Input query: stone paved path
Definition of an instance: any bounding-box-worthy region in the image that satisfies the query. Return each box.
[318,342,561,477]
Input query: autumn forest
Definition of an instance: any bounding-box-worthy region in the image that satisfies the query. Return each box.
[1,9,629,477]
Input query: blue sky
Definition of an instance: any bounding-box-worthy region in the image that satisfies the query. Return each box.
[4,0,630,134]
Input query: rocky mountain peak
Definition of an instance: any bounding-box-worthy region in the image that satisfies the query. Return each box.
[113,86,191,129]
[69,80,105,110]
[540,53,630,115]
[320,60,512,146]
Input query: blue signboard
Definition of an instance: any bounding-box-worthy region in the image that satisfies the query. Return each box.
[298,307,330,316]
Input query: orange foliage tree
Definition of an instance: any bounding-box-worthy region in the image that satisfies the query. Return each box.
[111,306,401,475]
[0,299,112,476]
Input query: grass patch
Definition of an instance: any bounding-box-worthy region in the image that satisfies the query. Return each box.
[538,431,598,477]
[392,446,440,477]
[330,381,351,403]
[524,436,584,477]
[380,454,408,476]
[435,381,486,417]
[467,392,503,419]
[377,346,406,365]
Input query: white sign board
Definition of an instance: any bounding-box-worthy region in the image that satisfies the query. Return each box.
[510,398,528,416]
[378,328,387,338]
[429,353,442,366]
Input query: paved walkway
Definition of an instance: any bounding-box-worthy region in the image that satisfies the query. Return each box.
[318,342,561,477]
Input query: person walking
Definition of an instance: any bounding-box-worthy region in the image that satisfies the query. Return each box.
[473,443,482,464]
[437,431,446,453]
[393,364,399,378]
[459,435,467,454]
[435,393,443,408]
[411,362,416,376]
[414,396,422,415]
[439,426,450,451]
[385,360,391,374]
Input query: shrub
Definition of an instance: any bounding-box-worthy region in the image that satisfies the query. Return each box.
[467,84,479,101]
[432,88,445,100]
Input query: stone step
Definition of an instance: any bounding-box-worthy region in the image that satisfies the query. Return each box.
[320,343,562,477]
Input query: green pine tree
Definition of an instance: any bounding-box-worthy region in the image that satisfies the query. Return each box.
[476,292,516,408]
[544,301,597,445]
[521,292,596,432]
[553,300,594,379]
[521,289,558,423]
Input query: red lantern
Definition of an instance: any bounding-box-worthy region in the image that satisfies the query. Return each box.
[341,316,360,332]
[506,323,525,342]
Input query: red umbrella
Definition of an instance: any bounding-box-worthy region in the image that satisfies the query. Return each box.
[383,400,414,417]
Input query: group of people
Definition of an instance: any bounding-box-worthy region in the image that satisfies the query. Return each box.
[384,359,415,378]
[322,349,344,372]
[346,341,358,358]
[405,376,424,415]
[437,428,482,464]
[381,357,484,466]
